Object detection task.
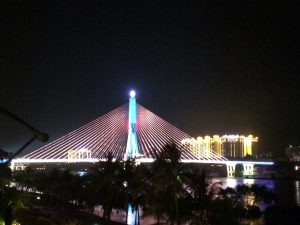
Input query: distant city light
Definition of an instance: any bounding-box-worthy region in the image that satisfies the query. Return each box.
[78,171,87,176]
[129,90,136,98]
[0,159,8,164]
[182,134,258,158]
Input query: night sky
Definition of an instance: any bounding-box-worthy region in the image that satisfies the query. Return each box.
[1,1,299,156]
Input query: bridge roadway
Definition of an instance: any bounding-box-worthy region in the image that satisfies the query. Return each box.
[11,158,274,177]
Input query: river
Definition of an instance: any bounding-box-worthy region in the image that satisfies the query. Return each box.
[97,178,300,224]
[211,178,300,225]
[213,178,300,207]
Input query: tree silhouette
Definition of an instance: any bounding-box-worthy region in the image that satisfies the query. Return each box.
[145,142,189,225]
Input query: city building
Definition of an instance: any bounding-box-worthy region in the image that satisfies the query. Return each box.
[181,134,258,158]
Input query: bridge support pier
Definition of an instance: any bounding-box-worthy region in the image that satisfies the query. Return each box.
[226,163,236,178]
[242,163,254,176]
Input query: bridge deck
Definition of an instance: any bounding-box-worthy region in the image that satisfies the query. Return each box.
[11,158,274,165]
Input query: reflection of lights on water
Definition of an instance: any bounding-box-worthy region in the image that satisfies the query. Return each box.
[245,194,255,207]
[215,178,275,191]
[127,204,136,225]
[244,179,255,186]
[226,178,237,188]
[78,171,86,176]
[295,181,300,206]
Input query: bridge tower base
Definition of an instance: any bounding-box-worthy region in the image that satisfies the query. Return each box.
[226,163,236,178]
[242,163,254,176]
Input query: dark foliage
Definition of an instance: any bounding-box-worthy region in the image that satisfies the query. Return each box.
[1,143,277,225]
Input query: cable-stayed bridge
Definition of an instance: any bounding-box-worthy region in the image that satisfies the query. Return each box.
[11,91,273,177]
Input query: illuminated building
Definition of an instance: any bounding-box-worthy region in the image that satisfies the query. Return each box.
[67,148,91,161]
[182,135,258,158]
[181,135,222,158]
[285,145,300,162]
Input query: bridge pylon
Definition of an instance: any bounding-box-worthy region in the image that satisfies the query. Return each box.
[125,90,139,160]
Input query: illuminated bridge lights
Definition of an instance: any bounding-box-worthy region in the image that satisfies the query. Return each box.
[10,91,274,178]
[13,103,212,164]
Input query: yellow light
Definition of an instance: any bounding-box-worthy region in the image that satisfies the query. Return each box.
[182,134,259,158]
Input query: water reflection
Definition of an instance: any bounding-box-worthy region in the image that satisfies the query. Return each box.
[213,178,275,190]
[226,178,237,188]
[244,178,255,186]
[242,218,264,225]
[214,178,300,207]
[295,180,300,206]
[127,204,136,225]
[93,178,300,225]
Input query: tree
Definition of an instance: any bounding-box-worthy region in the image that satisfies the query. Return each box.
[1,165,31,225]
[145,142,189,225]
[87,153,125,222]
[235,184,275,218]
[208,186,244,225]
[183,168,211,225]
[122,158,141,225]
[0,164,13,224]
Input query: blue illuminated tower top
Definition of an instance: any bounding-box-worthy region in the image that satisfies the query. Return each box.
[129,90,137,124]
[125,90,139,159]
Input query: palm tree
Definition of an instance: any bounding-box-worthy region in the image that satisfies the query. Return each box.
[129,162,151,225]
[208,186,244,225]
[88,153,125,222]
[145,142,189,225]
[183,167,211,225]
[235,183,275,218]
[121,158,139,224]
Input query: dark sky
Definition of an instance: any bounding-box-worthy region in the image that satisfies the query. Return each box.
[1,0,299,156]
